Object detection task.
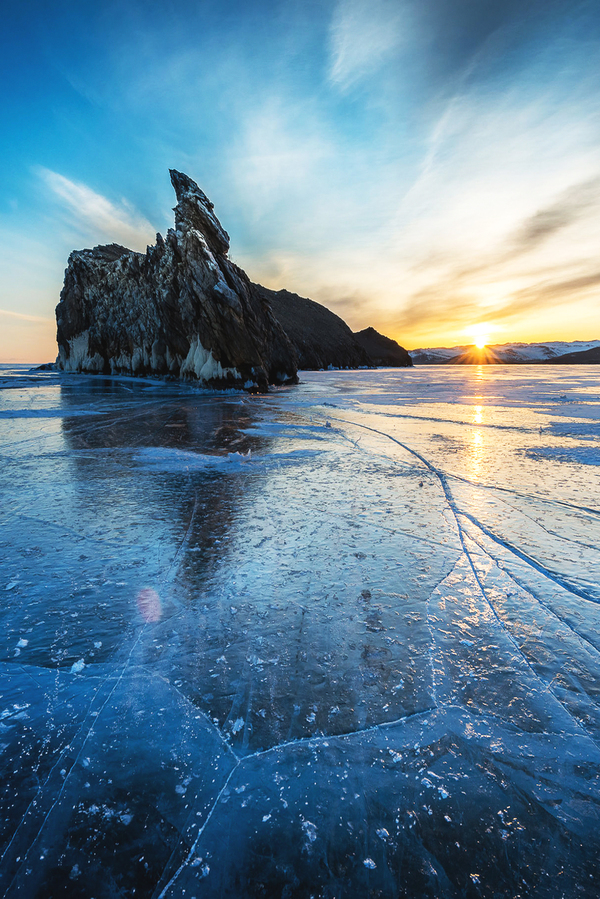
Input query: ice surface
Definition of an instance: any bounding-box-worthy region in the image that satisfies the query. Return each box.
[1,363,600,897]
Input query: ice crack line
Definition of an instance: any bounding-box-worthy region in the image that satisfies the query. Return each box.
[244,706,440,763]
[0,628,147,897]
[462,527,600,661]
[154,765,240,899]
[1,462,198,895]
[458,508,598,604]
[152,672,240,763]
[491,493,600,553]
[318,413,600,751]
[321,414,598,605]
[458,529,600,751]
[164,482,199,577]
[446,469,600,519]
[354,406,531,433]
[152,706,438,898]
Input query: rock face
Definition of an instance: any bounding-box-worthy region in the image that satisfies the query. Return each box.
[56,171,298,391]
[353,327,413,367]
[255,287,372,370]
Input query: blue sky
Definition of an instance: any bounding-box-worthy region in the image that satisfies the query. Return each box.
[2,0,600,361]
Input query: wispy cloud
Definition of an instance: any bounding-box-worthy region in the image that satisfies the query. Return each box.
[0,308,54,323]
[407,173,600,289]
[391,241,600,345]
[328,0,405,89]
[508,176,600,255]
[37,168,156,251]
[394,260,600,337]
[229,101,335,219]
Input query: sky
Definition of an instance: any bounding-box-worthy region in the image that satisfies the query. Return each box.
[1,0,600,361]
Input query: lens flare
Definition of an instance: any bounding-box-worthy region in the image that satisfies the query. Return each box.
[136,587,162,622]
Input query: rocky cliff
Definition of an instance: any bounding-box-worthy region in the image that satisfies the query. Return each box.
[353,327,412,367]
[255,286,372,370]
[55,171,298,391]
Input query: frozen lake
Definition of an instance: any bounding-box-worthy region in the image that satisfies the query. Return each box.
[1,363,599,898]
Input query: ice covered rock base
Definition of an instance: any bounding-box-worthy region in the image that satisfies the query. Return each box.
[55,170,297,391]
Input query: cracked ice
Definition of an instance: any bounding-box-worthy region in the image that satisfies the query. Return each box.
[0,363,600,897]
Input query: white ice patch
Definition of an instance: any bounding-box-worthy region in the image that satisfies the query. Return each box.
[180,337,240,383]
[241,422,334,440]
[70,659,85,674]
[227,450,251,463]
[133,446,322,472]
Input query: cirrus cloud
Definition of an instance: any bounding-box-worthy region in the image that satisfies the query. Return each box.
[328,0,406,90]
[37,167,156,252]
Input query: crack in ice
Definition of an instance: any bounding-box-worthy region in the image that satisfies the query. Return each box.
[318,413,600,751]
[0,628,147,894]
[462,526,600,660]
[458,509,598,604]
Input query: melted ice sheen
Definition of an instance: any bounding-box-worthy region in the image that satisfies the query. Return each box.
[0,364,599,898]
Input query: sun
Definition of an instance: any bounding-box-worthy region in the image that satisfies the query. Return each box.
[472,325,489,350]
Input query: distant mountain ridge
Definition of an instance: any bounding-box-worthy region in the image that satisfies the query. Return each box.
[410,340,600,365]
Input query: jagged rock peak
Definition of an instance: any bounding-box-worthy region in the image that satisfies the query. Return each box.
[75,243,133,264]
[169,169,230,255]
[55,170,297,391]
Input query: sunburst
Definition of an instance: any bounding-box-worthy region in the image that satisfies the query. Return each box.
[472,325,489,349]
